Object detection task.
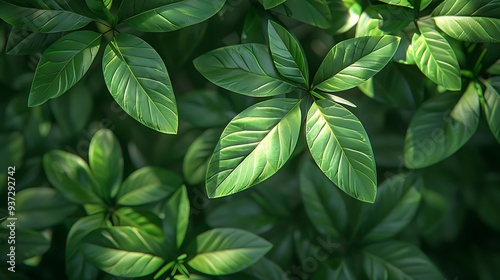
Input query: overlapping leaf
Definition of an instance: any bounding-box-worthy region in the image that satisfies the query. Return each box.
[194,44,296,97]
[306,99,377,202]
[313,36,400,92]
[272,0,332,29]
[162,185,190,251]
[412,27,461,91]
[268,21,309,86]
[122,0,225,32]
[404,83,481,169]
[102,33,178,134]
[206,98,301,198]
[183,128,222,185]
[258,0,286,9]
[483,80,500,142]
[28,31,101,106]
[0,1,93,33]
[6,27,62,55]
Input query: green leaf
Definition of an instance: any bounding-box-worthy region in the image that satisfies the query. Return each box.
[376,5,414,33]
[0,1,93,33]
[0,132,24,173]
[358,174,422,243]
[89,129,123,201]
[313,36,400,92]
[206,98,302,198]
[183,129,222,185]
[268,20,309,86]
[162,185,190,252]
[194,44,296,97]
[328,0,362,35]
[355,8,386,37]
[43,150,103,205]
[116,166,182,206]
[114,207,164,242]
[299,160,348,238]
[258,0,286,9]
[306,99,377,203]
[483,80,500,143]
[411,26,461,91]
[82,227,165,277]
[15,187,78,230]
[432,0,500,43]
[187,228,273,275]
[122,0,225,32]
[66,214,105,280]
[85,0,113,20]
[241,8,268,44]
[241,257,286,279]
[28,31,101,106]
[6,26,62,55]
[362,241,444,279]
[378,0,413,8]
[177,90,234,128]
[273,0,332,29]
[0,228,50,262]
[102,33,178,134]
[404,83,481,169]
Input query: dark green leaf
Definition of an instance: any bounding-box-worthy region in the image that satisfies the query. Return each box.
[476,176,500,232]
[328,0,362,34]
[483,79,500,143]
[0,132,24,173]
[241,257,286,279]
[0,228,50,262]
[313,36,400,92]
[206,98,302,198]
[378,0,413,8]
[258,0,286,9]
[85,0,113,21]
[89,129,123,201]
[82,227,165,277]
[306,99,377,202]
[404,82,481,168]
[273,0,332,29]
[102,33,178,134]
[177,90,234,128]
[28,31,101,106]
[6,27,62,55]
[183,128,223,185]
[268,20,309,86]
[162,185,190,252]
[0,1,93,33]
[376,5,414,33]
[117,166,182,206]
[241,8,267,44]
[122,0,225,32]
[194,44,296,97]
[187,228,273,275]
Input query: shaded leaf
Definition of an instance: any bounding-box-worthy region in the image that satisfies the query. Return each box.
[162,185,190,251]
[0,228,50,262]
[115,207,164,242]
[483,79,500,143]
[273,0,332,29]
[177,90,234,128]
[6,26,62,55]
[328,0,362,35]
[183,128,223,185]
[258,0,286,10]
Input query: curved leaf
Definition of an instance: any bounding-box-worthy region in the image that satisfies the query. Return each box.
[206,98,302,198]
[328,0,362,35]
[378,0,413,8]
[362,241,444,280]
[313,35,400,92]
[268,20,309,85]
[102,33,178,134]
[432,0,500,42]
[0,228,50,262]
[0,1,93,33]
[258,0,286,9]
[43,150,103,205]
[404,83,481,169]
[117,166,182,206]
[194,44,296,97]
[183,128,222,185]
[187,228,272,275]
[28,31,101,106]
[123,0,225,32]
[89,129,123,201]
[114,207,164,242]
[273,0,332,29]
[85,0,113,21]
[306,99,377,203]
[162,185,190,252]
[483,79,500,143]
[241,257,286,279]
[82,227,165,277]
[411,26,461,91]
[6,26,62,55]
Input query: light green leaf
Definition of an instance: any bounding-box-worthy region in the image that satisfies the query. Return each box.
[116,166,182,206]
[28,31,101,106]
[355,8,386,37]
[313,36,400,92]
[412,27,461,90]
[43,150,103,205]
[404,82,481,169]
[273,0,332,29]
[194,44,296,97]
[82,227,165,277]
[6,26,62,55]
[66,214,105,280]
[328,0,362,35]
[358,174,422,243]
[316,91,357,108]
[183,129,222,185]
[14,187,78,230]
[483,79,500,143]
[258,0,286,9]
[206,98,302,198]
[103,33,178,134]
[362,241,444,279]
[378,0,413,8]
[306,99,377,203]
[123,0,225,32]
[299,160,348,238]
[0,1,93,33]
[162,185,190,252]
[89,129,123,201]
[432,0,500,42]
[187,228,272,275]
[268,20,309,86]
[114,207,164,242]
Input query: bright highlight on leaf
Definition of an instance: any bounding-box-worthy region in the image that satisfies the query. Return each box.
[206,98,302,198]
[306,99,377,203]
